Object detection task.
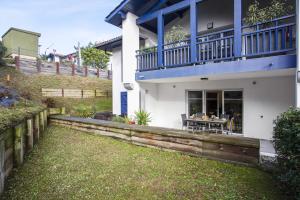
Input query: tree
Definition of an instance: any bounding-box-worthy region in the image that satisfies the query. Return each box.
[81,43,110,69]
[0,41,7,66]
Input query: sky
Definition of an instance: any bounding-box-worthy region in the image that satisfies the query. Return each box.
[0,0,122,54]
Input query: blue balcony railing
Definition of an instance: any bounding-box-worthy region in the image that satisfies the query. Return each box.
[136,15,296,72]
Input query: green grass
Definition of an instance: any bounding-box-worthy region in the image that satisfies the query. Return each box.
[0,100,44,132]
[2,126,281,200]
[0,66,112,115]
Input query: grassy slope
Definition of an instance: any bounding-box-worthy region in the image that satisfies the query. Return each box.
[0,101,44,132]
[2,126,281,200]
[0,67,112,114]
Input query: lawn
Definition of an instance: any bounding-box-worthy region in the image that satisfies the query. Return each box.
[2,126,281,200]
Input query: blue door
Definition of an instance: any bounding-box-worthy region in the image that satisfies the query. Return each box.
[121,92,128,116]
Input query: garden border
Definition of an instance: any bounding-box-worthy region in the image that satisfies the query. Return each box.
[49,115,260,166]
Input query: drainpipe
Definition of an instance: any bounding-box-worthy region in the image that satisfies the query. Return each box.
[297,0,300,107]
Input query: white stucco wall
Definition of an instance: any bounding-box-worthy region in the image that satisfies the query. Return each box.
[140,76,295,140]
[122,12,141,116]
[111,47,123,115]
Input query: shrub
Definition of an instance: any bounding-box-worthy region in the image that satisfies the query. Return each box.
[134,110,151,125]
[73,104,95,118]
[112,116,125,123]
[273,107,300,199]
[42,98,56,108]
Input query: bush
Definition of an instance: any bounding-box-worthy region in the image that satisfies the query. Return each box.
[273,107,300,199]
[134,110,151,125]
[42,98,56,108]
[72,104,96,118]
[112,116,125,123]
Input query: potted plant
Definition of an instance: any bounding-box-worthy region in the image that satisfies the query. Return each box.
[243,0,294,26]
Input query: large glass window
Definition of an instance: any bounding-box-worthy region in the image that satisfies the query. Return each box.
[224,91,243,134]
[188,91,203,117]
[186,90,243,134]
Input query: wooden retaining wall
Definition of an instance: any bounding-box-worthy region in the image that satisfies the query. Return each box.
[0,109,48,194]
[49,116,260,165]
[42,88,112,98]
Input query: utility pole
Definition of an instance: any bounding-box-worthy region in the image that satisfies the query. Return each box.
[74,42,82,68]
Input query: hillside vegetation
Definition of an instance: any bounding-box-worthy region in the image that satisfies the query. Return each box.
[0,66,112,116]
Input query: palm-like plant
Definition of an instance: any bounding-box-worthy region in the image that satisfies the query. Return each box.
[134,110,151,125]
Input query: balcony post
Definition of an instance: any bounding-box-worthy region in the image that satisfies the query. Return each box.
[190,0,198,63]
[157,11,164,67]
[234,0,242,58]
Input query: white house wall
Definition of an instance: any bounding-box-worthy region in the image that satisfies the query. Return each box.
[112,47,123,115]
[140,76,295,140]
[122,12,141,116]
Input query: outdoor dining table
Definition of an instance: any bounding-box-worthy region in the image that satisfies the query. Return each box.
[186,118,228,133]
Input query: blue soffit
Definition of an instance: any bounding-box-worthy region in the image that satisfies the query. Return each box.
[105,0,181,27]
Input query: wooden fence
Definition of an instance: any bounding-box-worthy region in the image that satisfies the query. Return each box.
[14,57,112,80]
[0,109,48,194]
[42,88,112,98]
[50,115,260,165]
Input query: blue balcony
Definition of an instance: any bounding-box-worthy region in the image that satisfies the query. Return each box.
[136,15,296,73]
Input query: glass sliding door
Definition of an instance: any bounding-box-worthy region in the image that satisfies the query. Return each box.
[206,91,222,117]
[188,91,203,117]
[224,91,243,134]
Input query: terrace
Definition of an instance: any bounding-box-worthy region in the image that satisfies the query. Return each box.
[135,0,296,73]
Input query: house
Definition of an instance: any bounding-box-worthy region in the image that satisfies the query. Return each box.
[104,0,299,140]
[47,52,65,63]
[1,27,41,59]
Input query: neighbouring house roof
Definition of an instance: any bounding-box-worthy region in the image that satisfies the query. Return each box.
[95,36,122,52]
[2,27,41,38]
[95,36,146,52]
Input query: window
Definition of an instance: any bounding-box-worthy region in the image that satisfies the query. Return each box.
[188,91,203,117]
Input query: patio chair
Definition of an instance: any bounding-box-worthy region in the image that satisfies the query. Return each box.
[181,114,198,132]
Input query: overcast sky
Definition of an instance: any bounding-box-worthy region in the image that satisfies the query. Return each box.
[0,0,121,54]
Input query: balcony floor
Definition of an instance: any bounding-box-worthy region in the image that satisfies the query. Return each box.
[136,54,296,83]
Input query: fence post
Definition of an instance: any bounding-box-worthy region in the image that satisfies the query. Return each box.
[36,59,41,73]
[56,62,60,75]
[97,68,100,78]
[26,119,34,151]
[84,66,88,77]
[15,56,20,70]
[72,64,75,76]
